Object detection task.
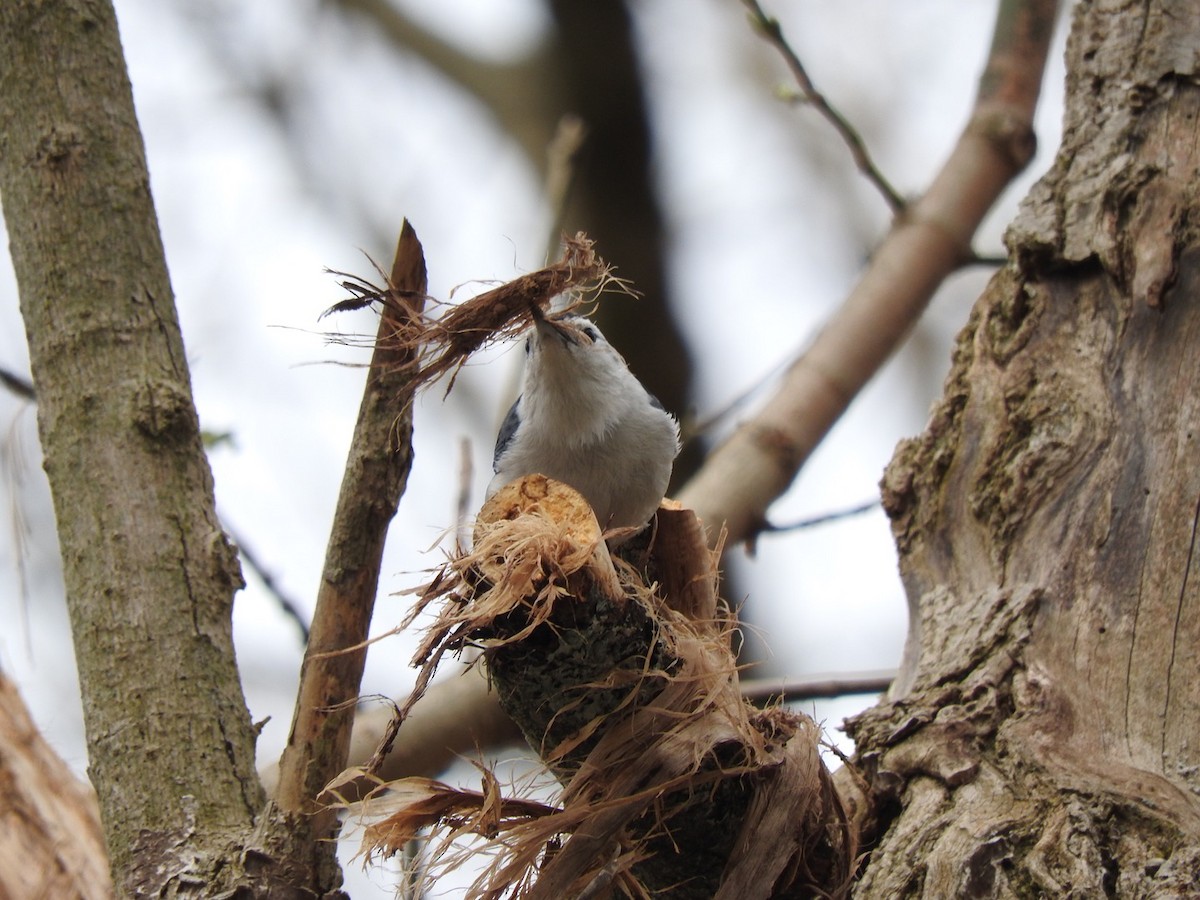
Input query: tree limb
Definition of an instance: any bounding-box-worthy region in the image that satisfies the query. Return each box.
[743,0,906,215]
[741,670,896,705]
[761,498,880,534]
[0,375,314,645]
[225,521,311,645]
[271,223,425,874]
[0,365,34,401]
[0,0,265,890]
[257,666,896,803]
[678,0,1059,548]
[258,667,521,803]
[332,0,561,162]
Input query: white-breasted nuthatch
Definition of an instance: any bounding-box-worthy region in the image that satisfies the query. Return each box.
[486,310,680,534]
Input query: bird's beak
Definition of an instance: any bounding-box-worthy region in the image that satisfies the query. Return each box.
[531,308,578,347]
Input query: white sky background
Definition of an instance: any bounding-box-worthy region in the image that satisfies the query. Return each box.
[0,0,1068,895]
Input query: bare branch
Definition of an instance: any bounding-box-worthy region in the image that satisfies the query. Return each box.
[0,372,310,645]
[0,365,34,401]
[763,499,880,533]
[1,0,267,885]
[300,668,893,795]
[741,671,896,705]
[332,0,560,164]
[225,523,310,645]
[680,0,1059,548]
[966,252,1011,267]
[453,436,474,555]
[743,0,906,216]
[274,222,426,839]
[260,667,519,802]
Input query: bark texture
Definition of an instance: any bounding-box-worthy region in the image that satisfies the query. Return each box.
[374,480,854,897]
[0,0,263,892]
[851,1,1200,895]
[268,224,425,894]
[0,671,112,900]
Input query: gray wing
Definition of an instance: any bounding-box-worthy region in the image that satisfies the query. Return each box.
[492,396,522,472]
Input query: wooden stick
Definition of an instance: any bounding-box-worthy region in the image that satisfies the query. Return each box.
[274,222,426,833]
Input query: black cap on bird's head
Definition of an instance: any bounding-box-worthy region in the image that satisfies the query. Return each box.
[528,305,600,349]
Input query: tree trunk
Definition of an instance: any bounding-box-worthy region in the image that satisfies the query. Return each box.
[852,1,1200,894]
[0,1,265,893]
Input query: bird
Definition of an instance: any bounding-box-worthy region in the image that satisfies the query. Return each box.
[486,309,680,536]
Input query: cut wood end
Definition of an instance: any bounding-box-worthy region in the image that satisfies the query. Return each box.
[650,503,721,622]
[389,219,428,304]
[474,474,622,600]
[477,474,603,544]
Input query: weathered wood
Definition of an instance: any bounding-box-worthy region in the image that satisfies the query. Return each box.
[851,2,1200,895]
[269,222,425,893]
[473,477,854,898]
[0,671,112,900]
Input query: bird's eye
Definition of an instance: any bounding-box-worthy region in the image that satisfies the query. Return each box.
[581,325,600,342]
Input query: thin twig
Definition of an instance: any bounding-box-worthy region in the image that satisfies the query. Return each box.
[680,0,1059,548]
[454,436,473,555]
[290,667,895,790]
[741,671,896,705]
[763,499,880,533]
[333,0,558,167]
[681,355,790,445]
[0,372,314,648]
[966,252,1010,267]
[225,522,310,644]
[743,0,907,216]
[0,366,35,401]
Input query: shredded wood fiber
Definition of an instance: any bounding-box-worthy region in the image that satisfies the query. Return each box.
[331,476,855,898]
[324,233,627,394]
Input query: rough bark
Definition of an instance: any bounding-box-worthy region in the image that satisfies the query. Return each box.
[850,1,1200,895]
[0,670,112,900]
[0,0,266,892]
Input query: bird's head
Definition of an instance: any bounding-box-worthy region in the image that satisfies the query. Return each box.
[520,311,640,442]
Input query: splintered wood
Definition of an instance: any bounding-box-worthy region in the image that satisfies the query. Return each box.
[335,475,855,898]
[324,232,628,394]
